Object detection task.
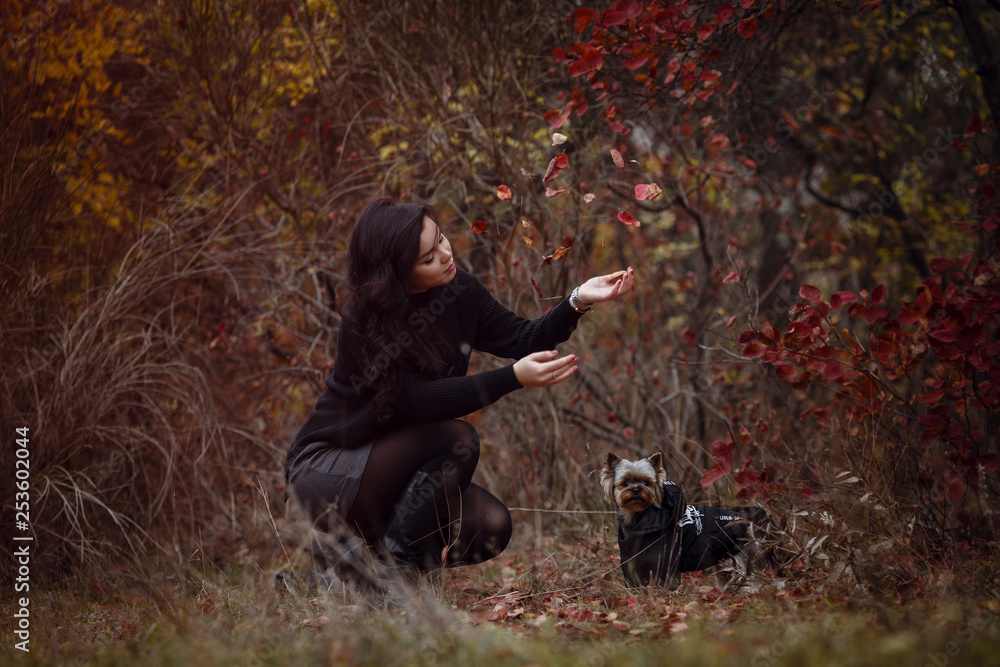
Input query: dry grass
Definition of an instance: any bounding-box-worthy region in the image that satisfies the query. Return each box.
[3,516,999,666]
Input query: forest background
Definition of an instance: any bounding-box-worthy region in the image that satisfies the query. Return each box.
[1,0,999,665]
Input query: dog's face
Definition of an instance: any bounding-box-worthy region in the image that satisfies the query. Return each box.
[600,451,667,523]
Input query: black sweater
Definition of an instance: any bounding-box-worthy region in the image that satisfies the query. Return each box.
[285,269,584,473]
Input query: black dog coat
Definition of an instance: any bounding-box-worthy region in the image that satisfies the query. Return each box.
[617,481,765,588]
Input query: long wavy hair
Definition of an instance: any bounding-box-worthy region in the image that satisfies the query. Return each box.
[339,198,450,418]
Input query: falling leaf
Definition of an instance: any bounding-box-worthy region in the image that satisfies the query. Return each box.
[471,220,486,234]
[551,132,568,146]
[634,183,662,201]
[583,193,596,203]
[617,210,640,227]
[530,276,543,297]
[545,187,566,197]
[610,148,624,169]
[552,246,571,261]
[543,153,570,182]
[496,185,513,200]
[779,108,800,132]
[542,246,572,265]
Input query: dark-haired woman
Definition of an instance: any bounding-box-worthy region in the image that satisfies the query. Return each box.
[285,198,634,584]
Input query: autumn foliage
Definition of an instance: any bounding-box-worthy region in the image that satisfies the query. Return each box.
[1,0,998,601]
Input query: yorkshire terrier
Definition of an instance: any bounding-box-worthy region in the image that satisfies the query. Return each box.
[600,451,767,588]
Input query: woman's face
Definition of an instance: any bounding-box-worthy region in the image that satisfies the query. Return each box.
[409,216,456,293]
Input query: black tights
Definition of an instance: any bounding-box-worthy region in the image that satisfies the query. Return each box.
[346,420,512,567]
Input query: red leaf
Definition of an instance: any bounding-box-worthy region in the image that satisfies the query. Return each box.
[623,54,650,70]
[821,360,846,380]
[610,148,625,169]
[545,187,566,197]
[978,453,999,472]
[945,476,964,504]
[739,0,755,8]
[542,246,572,264]
[543,153,570,182]
[634,183,662,201]
[697,24,715,40]
[779,108,800,132]
[918,414,945,428]
[723,271,740,284]
[775,365,798,382]
[872,284,886,305]
[496,185,513,200]
[831,291,858,309]
[711,439,733,465]
[717,4,734,22]
[573,7,594,33]
[742,342,768,358]
[800,486,815,501]
[603,10,628,25]
[929,329,957,343]
[737,17,758,38]
[617,210,640,227]
[530,276,543,298]
[735,470,758,488]
[700,463,729,487]
[917,389,945,403]
[799,284,823,304]
[471,220,486,234]
[929,257,954,273]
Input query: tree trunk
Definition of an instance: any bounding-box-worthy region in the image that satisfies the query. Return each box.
[951,0,1000,162]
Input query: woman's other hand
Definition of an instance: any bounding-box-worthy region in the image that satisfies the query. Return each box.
[513,350,578,387]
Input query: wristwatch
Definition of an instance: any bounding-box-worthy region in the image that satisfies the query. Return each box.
[570,286,592,313]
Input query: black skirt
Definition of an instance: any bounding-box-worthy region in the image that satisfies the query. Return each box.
[285,438,374,529]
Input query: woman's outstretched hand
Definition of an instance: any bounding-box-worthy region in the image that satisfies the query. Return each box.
[575,267,635,304]
[513,350,578,387]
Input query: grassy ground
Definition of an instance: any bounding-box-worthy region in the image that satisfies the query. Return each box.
[4,526,999,667]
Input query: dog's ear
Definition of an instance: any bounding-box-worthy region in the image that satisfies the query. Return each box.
[600,452,620,506]
[648,451,667,484]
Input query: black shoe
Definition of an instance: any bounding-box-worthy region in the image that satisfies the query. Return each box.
[381,469,459,573]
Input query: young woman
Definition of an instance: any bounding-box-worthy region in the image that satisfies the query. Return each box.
[285,198,634,580]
